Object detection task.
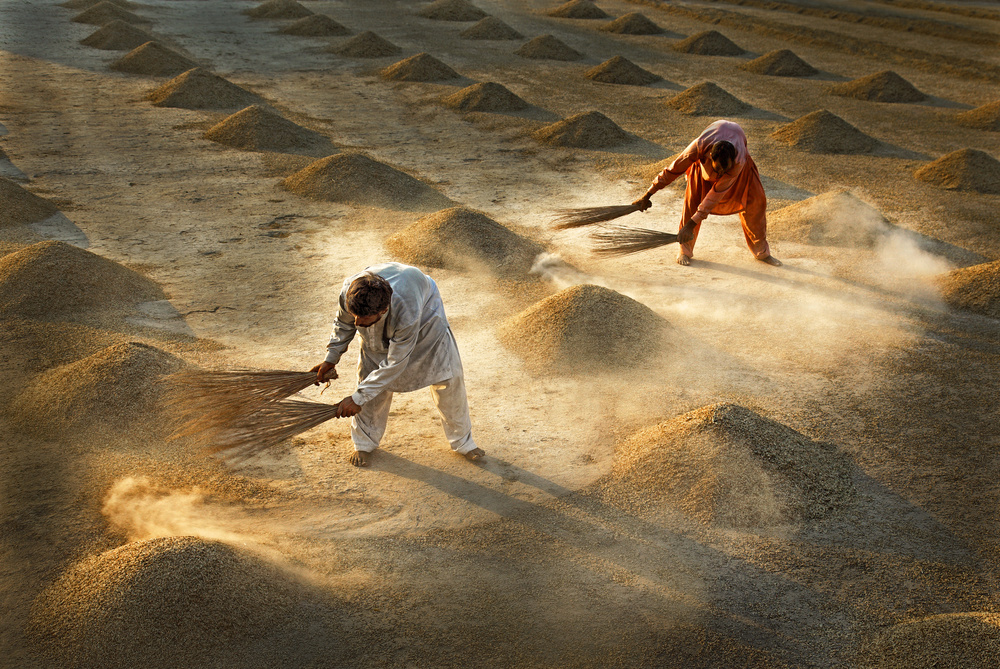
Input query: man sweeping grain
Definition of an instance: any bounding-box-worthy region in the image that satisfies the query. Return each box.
[312,263,485,467]
[633,119,781,267]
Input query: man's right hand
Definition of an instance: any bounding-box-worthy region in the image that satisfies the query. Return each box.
[678,220,697,244]
[310,361,338,385]
[632,196,652,212]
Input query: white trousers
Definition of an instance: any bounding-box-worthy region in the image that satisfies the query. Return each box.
[350,374,477,455]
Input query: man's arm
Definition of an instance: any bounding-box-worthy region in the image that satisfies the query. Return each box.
[314,291,356,384]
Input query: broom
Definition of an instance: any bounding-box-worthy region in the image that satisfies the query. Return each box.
[590,225,680,257]
[551,204,642,230]
[203,399,342,458]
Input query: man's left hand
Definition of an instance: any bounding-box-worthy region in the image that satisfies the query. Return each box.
[336,395,363,418]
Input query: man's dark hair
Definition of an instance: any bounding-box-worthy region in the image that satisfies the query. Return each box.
[345,273,392,317]
[709,141,737,172]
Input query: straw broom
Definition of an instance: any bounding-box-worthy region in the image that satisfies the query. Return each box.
[551,204,641,230]
[590,226,680,257]
[203,399,342,458]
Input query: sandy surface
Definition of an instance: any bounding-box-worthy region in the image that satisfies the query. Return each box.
[2,0,1000,666]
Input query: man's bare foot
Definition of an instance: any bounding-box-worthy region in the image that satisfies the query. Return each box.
[676,253,691,266]
[349,451,371,467]
[759,255,783,267]
[464,448,485,461]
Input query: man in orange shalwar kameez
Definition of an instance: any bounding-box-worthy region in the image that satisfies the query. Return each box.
[633,119,781,267]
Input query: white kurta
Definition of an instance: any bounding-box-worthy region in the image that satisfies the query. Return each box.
[324,263,476,454]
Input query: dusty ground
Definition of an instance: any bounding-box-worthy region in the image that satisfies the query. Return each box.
[2,0,1000,666]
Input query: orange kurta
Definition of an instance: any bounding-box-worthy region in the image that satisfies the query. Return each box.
[651,120,770,259]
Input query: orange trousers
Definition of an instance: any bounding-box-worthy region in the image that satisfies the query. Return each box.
[680,156,770,260]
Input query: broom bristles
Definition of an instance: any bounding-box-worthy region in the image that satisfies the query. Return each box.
[165,368,319,422]
[590,226,680,257]
[203,400,342,458]
[551,204,640,230]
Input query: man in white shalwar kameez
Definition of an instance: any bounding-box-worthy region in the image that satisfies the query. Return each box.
[312,263,484,467]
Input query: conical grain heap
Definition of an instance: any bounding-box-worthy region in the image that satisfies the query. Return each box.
[147,68,263,111]
[499,284,668,372]
[829,70,925,103]
[739,49,816,77]
[80,20,154,51]
[281,152,452,211]
[860,613,1000,669]
[443,81,528,112]
[672,30,744,56]
[203,105,332,154]
[30,537,340,669]
[599,12,662,34]
[533,111,632,148]
[72,1,147,25]
[935,259,1000,319]
[0,241,163,320]
[586,56,661,86]
[604,403,856,527]
[547,0,609,19]
[329,31,401,58]
[954,100,1000,132]
[418,0,488,21]
[110,42,198,77]
[386,206,543,278]
[0,177,61,227]
[460,16,522,40]
[9,342,183,436]
[771,110,878,154]
[914,148,1000,194]
[244,0,313,20]
[767,190,891,247]
[515,34,583,61]
[0,151,28,184]
[279,14,350,36]
[380,52,460,82]
[62,0,137,9]
[664,82,749,116]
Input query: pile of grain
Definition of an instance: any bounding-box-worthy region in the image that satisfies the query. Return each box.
[547,0,609,19]
[380,53,460,82]
[935,259,1000,319]
[243,0,313,20]
[954,100,1000,132]
[203,105,332,154]
[671,30,744,56]
[279,14,350,36]
[585,56,661,86]
[767,190,891,247]
[62,0,137,9]
[771,110,878,154]
[386,206,543,278]
[443,81,528,112]
[664,82,749,116]
[829,70,926,103]
[914,148,1000,194]
[30,536,340,669]
[8,342,182,437]
[329,31,401,58]
[0,240,164,320]
[72,1,147,26]
[0,150,28,183]
[860,613,1000,668]
[533,111,632,148]
[0,177,60,227]
[738,49,816,77]
[281,152,452,211]
[515,34,583,61]
[460,16,522,40]
[418,0,488,21]
[147,68,263,110]
[599,12,662,34]
[109,42,198,78]
[604,403,856,527]
[80,20,154,51]
[498,284,668,373]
